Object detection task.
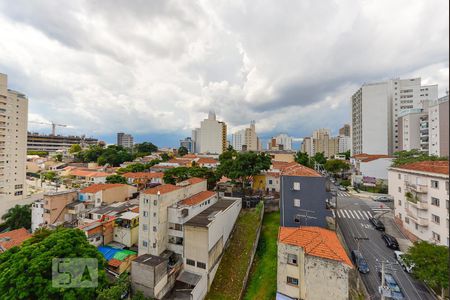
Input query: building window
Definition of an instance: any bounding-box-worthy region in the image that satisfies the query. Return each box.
[186,259,195,266]
[153,226,157,232]
[431,197,440,207]
[398,187,401,193]
[432,232,441,242]
[268,180,273,185]
[142,224,148,231]
[154,200,157,205]
[142,240,148,247]
[287,276,299,286]
[398,174,401,179]
[14,191,23,196]
[293,199,301,207]
[415,223,419,230]
[293,182,300,191]
[287,254,298,265]
[431,180,439,189]
[197,262,206,269]
[405,217,409,224]
[144,199,149,204]
[143,211,148,217]
[398,200,401,206]
[431,214,440,224]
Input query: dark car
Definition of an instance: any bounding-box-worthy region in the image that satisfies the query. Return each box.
[369,217,385,231]
[377,271,405,299]
[382,233,399,250]
[351,250,370,274]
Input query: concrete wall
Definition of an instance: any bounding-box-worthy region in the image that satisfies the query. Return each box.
[359,158,393,180]
[277,242,303,299]
[280,176,331,228]
[43,191,77,224]
[131,260,168,299]
[184,225,209,275]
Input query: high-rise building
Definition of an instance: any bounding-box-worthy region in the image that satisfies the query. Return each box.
[300,137,314,157]
[428,95,449,157]
[27,133,98,152]
[398,108,428,152]
[271,133,292,151]
[339,124,351,137]
[338,136,351,153]
[117,132,134,148]
[0,73,28,203]
[191,111,227,154]
[352,78,438,155]
[231,121,258,151]
[179,137,193,153]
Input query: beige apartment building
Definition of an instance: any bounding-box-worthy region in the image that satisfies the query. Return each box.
[389,161,449,246]
[277,226,352,300]
[0,73,28,205]
[78,183,137,207]
[43,190,78,225]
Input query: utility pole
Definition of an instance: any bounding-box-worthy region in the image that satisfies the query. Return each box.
[381,261,385,300]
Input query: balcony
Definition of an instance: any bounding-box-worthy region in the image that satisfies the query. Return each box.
[408,200,428,210]
[168,228,183,238]
[415,217,429,227]
[406,183,428,194]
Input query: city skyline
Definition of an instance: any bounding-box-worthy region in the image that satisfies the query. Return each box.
[0,0,448,147]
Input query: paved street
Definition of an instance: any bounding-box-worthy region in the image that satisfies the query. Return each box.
[333,188,435,300]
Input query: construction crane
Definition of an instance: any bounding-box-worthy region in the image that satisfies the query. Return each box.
[28,121,67,136]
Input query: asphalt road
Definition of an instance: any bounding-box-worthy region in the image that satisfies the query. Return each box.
[333,189,435,300]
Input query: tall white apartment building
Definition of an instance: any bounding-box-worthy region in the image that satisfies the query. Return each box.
[389,161,449,246]
[0,73,28,203]
[192,111,227,154]
[338,136,351,153]
[300,137,314,156]
[398,108,428,151]
[352,78,438,155]
[117,132,134,148]
[275,133,293,151]
[231,121,258,151]
[428,95,449,157]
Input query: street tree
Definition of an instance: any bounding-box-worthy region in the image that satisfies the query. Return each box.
[392,149,447,166]
[324,159,350,174]
[312,152,327,165]
[1,205,31,230]
[0,228,108,299]
[178,146,188,157]
[404,241,448,297]
[106,175,127,184]
[69,144,82,154]
[294,151,311,167]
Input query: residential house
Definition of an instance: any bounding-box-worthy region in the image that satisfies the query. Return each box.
[99,245,137,275]
[277,226,352,300]
[79,184,137,207]
[113,211,140,247]
[389,161,449,246]
[31,199,45,232]
[280,164,332,228]
[42,190,78,226]
[123,172,164,190]
[0,228,32,252]
[350,153,393,186]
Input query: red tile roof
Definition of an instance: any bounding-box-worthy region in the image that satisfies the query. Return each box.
[122,172,164,179]
[197,157,219,164]
[80,184,129,194]
[271,161,297,171]
[183,154,198,159]
[70,169,110,177]
[179,191,216,206]
[279,227,352,267]
[282,163,321,177]
[142,184,182,195]
[183,177,206,185]
[353,153,393,162]
[108,258,122,268]
[0,228,32,251]
[394,161,449,175]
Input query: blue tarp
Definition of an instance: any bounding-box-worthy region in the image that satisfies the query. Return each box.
[98,246,120,261]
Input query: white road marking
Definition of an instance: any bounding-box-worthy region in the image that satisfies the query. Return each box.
[343,209,350,218]
[363,211,369,219]
[367,211,373,218]
[348,210,356,218]
[358,211,365,219]
[332,210,335,218]
[353,210,360,219]
[337,210,341,218]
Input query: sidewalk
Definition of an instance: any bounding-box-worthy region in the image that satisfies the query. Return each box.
[380,211,412,252]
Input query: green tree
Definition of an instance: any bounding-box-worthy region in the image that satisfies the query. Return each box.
[312,152,327,165]
[218,151,271,191]
[75,145,105,163]
[69,144,82,154]
[1,205,31,230]
[392,149,447,166]
[294,151,311,167]
[106,174,127,184]
[54,153,63,162]
[338,150,351,160]
[0,228,108,299]
[97,145,133,166]
[27,150,49,157]
[178,146,188,157]
[160,153,170,162]
[163,166,221,189]
[324,159,350,174]
[134,142,158,155]
[42,171,58,182]
[97,272,130,300]
[404,241,448,297]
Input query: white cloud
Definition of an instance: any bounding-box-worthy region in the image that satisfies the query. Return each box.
[0,0,448,145]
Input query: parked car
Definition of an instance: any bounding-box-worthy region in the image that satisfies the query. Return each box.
[326,199,336,209]
[369,217,385,231]
[378,271,405,299]
[394,251,414,273]
[351,250,370,274]
[373,195,393,202]
[382,233,399,250]
[338,186,347,191]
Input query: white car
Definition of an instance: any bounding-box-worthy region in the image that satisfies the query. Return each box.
[394,251,414,273]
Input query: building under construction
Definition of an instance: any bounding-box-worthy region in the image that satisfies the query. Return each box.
[27,132,98,153]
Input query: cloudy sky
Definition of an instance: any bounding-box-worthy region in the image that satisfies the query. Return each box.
[0,0,448,148]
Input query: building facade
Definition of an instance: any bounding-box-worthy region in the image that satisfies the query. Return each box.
[389,161,449,246]
[352,78,438,155]
[397,108,428,152]
[192,111,227,154]
[428,95,449,157]
[338,135,351,153]
[0,73,28,203]
[179,137,194,153]
[117,132,134,148]
[339,124,351,137]
[231,121,258,151]
[27,133,98,153]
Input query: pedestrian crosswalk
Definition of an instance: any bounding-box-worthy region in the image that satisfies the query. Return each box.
[336,191,351,197]
[332,209,373,220]
[368,204,392,214]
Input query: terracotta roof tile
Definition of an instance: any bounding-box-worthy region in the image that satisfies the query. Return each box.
[183,177,206,185]
[393,161,448,175]
[183,154,198,159]
[122,172,164,179]
[108,258,122,267]
[282,163,321,177]
[0,228,32,251]
[279,226,352,267]
[179,191,216,206]
[271,161,297,171]
[197,157,219,164]
[80,184,129,194]
[142,184,182,195]
[70,169,110,177]
[353,153,393,162]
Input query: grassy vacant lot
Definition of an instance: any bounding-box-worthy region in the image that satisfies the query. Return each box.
[243,211,279,300]
[205,204,262,300]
